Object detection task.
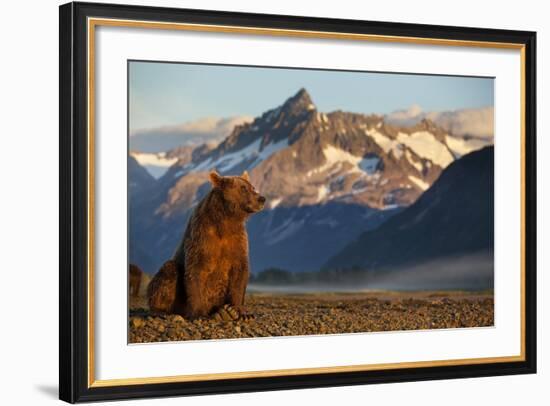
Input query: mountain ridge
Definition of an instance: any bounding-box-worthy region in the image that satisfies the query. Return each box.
[325,146,494,274]
[129,89,494,275]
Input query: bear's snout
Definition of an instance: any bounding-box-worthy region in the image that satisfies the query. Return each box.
[258,195,266,204]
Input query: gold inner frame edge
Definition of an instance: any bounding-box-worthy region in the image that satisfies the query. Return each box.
[86,17,527,388]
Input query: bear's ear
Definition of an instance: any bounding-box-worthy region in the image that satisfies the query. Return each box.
[241,170,250,181]
[209,170,223,187]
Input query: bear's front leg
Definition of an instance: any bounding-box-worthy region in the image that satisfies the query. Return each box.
[226,263,254,321]
[183,273,215,319]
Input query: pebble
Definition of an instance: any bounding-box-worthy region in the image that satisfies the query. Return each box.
[129,294,494,343]
[130,318,144,329]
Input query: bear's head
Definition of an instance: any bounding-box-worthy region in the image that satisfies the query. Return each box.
[209,170,266,216]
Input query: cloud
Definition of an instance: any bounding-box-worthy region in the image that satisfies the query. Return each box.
[386,106,494,139]
[143,116,251,135]
[385,104,423,124]
[425,107,494,139]
[130,116,253,153]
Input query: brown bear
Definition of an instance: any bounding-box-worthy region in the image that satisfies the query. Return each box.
[147,260,177,314]
[147,170,265,321]
[129,264,143,298]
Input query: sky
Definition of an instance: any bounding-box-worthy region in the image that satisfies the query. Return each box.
[129,61,494,133]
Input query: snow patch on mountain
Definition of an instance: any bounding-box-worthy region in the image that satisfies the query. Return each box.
[366,128,455,168]
[445,135,491,158]
[397,131,454,168]
[365,129,403,159]
[173,164,192,179]
[192,137,288,173]
[192,156,213,172]
[270,197,282,209]
[323,145,362,170]
[258,138,289,161]
[406,150,423,172]
[317,185,330,202]
[308,144,381,178]
[408,175,430,191]
[217,138,262,171]
[131,152,178,178]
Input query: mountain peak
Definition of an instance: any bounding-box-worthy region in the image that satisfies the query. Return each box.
[295,87,312,100]
[282,88,316,114]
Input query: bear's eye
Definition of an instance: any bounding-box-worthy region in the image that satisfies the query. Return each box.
[241,185,248,192]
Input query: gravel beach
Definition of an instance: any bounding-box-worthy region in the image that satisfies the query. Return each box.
[129,291,493,343]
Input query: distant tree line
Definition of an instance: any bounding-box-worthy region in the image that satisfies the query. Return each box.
[249,266,374,286]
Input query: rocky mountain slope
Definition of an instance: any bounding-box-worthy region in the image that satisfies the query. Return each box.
[325,146,494,288]
[130,144,201,179]
[129,89,493,275]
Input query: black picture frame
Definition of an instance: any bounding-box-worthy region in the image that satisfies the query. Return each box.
[59,1,537,403]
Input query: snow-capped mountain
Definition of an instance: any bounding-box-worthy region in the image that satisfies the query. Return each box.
[130,151,179,179]
[157,88,474,212]
[129,89,493,274]
[324,146,494,290]
[130,144,201,179]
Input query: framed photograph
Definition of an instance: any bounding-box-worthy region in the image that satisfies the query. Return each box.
[59,1,536,403]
